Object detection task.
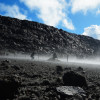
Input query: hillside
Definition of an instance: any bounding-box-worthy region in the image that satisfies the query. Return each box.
[0,15,100,57]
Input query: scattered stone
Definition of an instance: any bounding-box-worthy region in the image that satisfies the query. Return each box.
[56,86,86,97]
[64,67,71,71]
[0,60,10,70]
[32,74,41,78]
[56,77,62,84]
[56,66,63,74]
[11,65,20,70]
[41,80,50,86]
[63,71,88,87]
[77,67,83,71]
[96,94,100,99]
[81,71,86,74]
[91,94,96,99]
[0,64,9,70]
[2,60,10,64]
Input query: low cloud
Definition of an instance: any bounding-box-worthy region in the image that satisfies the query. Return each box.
[70,0,100,14]
[20,0,75,30]
[0,3,27,20]
[82,25,100,40]
[96,9,100,15]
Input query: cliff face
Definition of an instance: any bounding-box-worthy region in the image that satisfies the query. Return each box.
[0,15,100,57]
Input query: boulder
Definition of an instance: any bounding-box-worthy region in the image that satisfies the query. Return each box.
[63,71,88,87]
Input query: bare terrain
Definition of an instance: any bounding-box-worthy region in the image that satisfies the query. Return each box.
[0,56,100,100]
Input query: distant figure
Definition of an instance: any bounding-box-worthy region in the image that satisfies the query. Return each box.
[53,52,58,60]
[31,52,35,59]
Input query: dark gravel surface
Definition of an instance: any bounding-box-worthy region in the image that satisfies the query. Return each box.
[0,57,100,100]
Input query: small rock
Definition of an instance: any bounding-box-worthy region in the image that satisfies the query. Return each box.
[95,94,100,99]
[56,77,62,83]
[41,80,50,86]
[11,65,20,70]
[64,67,71,71]
[0,64,9,70]
[2,60,10,64]
[32,74,41,78]
[56,66,63,74]
[77,67,83,71]
[0,60,10,70]
[81,71,86,74]
[91,94,96,99]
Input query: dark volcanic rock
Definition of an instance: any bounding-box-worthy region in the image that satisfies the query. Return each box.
[0,76,21,100]
[56,66,63,74]
[41,80,50,86]
[77,67,83,71]
[63,71,88,87]
[56,77,63,85]
[11,65,20,70]
[0,15,100,57]
[0,60,10,70]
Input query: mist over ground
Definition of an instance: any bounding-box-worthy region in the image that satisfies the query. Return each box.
[1,52,100,68]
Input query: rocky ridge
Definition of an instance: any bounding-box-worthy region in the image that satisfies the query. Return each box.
[0,15,100,57]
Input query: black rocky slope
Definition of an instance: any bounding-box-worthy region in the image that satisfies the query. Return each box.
[0,15,100,57]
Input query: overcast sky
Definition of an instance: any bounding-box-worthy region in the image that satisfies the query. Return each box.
[0,0,100,40]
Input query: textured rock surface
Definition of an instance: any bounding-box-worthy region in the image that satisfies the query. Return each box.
[63,71,88,87]
[56,86,86,96]
[0,15,100,57]
[0,75,21,100]
[0,58,100,100]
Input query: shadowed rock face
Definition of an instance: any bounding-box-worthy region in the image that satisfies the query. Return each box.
[63,71,88,87]
[0,15,100,57]
[0,76,21,100]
